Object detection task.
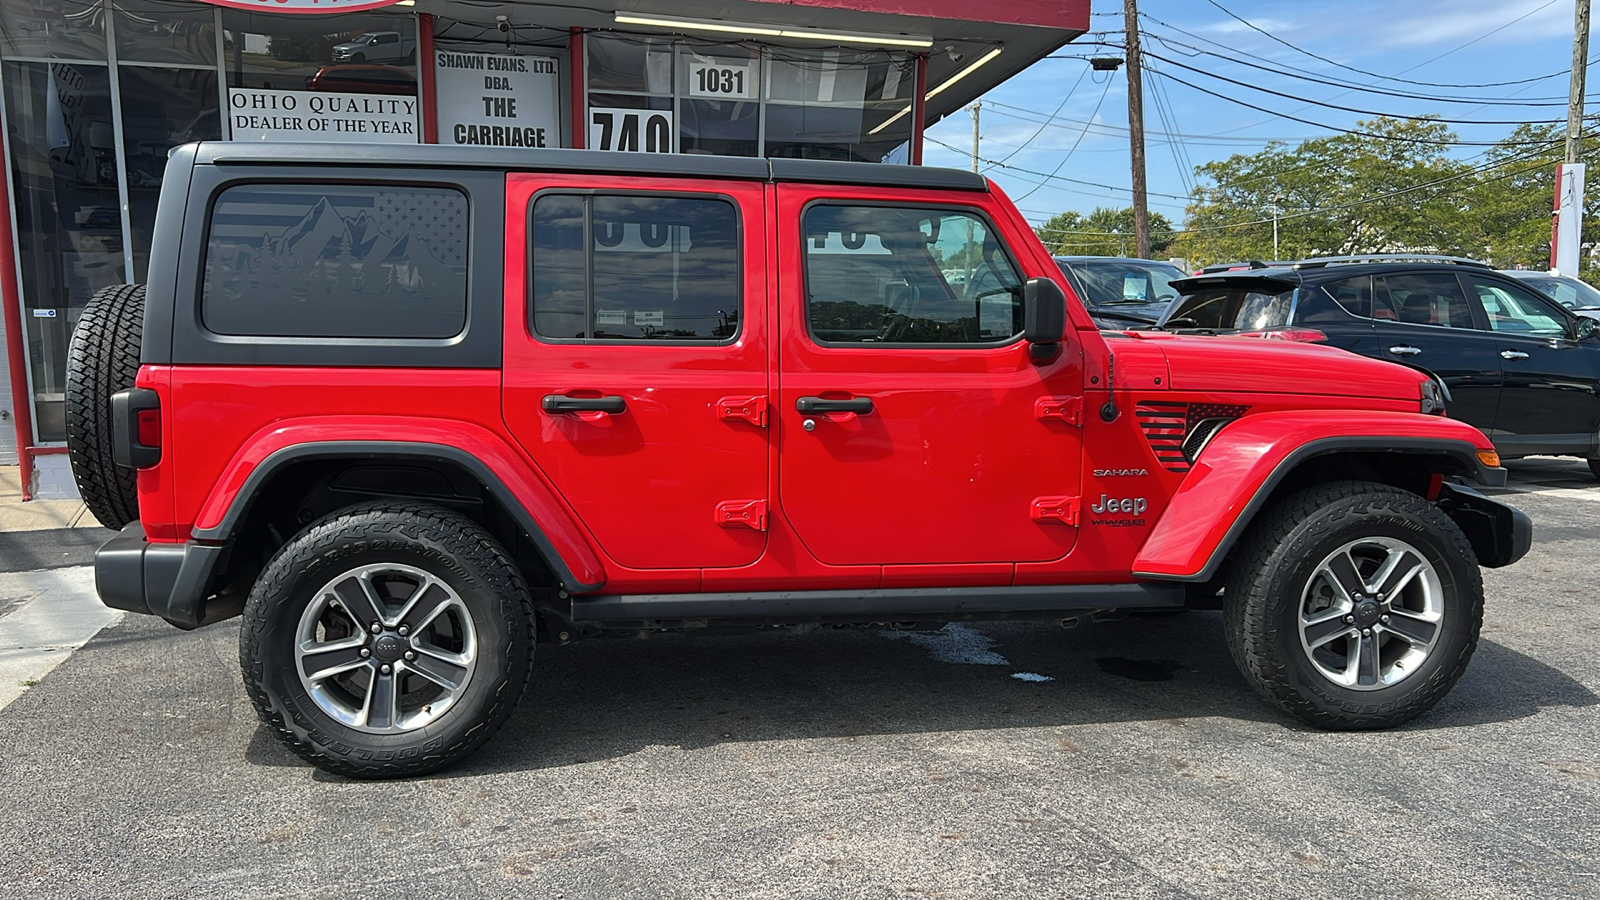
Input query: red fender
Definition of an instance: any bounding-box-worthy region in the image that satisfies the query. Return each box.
[1132,410,1496,580]
[191,415,607,590]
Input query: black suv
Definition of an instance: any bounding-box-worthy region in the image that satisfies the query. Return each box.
[1159,255,1600,476]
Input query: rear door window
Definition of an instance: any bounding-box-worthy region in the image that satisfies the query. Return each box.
[530,193,740,342]
[202,183,468,338]
[1378,272,1477,329]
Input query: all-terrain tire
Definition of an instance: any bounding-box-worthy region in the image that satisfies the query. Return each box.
[240,501,536,779]
[1223,480,1483,730]
[65,283,145,529]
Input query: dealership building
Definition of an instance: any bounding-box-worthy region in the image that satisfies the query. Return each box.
[0,0,1087,499]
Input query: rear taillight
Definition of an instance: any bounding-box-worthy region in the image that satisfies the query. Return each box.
[136,408,161,449]
[111,387,162,469]
[1235,328,1328,343]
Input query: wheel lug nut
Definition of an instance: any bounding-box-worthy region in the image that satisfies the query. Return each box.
[1344,615,1355,624]
[398,626,409,636]
[370,622,383,634]
[1381,615,1390,623]
[404,651,416,661]
[380,664,392,674]
[1361,628,1371,637]
[359,648,371,658]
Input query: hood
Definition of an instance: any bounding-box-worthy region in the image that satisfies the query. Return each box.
[1109,331,1425,401]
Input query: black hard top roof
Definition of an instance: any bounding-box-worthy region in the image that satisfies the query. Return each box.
[190,142,990,192]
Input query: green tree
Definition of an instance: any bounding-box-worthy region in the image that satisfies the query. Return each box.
[1034,206,1174,257]
[1171,117,1474,267]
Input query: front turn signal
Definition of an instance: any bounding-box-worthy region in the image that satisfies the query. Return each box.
[1476,449,1501,468]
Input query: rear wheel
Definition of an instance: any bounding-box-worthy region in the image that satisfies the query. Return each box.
[240,501,534,778]
[1224,481,1482,729]
[65,283,145,528]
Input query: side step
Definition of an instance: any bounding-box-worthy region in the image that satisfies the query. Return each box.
[570,583,1184,624]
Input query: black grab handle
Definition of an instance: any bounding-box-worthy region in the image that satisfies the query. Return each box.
[795,396,874,415]
[542,394,627,414]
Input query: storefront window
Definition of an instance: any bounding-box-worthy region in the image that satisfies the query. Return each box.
[113,0,215,67]
[3,59,123,442]
[0,0,106,61]
[764,49,913,163]
[678,48,759,157]
[222,10,416,92]
[119,65,220,281]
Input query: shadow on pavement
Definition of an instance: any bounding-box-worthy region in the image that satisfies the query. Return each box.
[236,613,1597,776]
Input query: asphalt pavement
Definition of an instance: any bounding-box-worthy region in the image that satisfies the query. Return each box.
[0,460,1595,899]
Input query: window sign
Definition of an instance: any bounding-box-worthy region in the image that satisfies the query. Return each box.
[228,88,418,142]
[436,51,561,149]
[589,107,673,153]
[688,56,753,99]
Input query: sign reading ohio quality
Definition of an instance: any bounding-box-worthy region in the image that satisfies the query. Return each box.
[435,51,561,149]
[229,88,418,142]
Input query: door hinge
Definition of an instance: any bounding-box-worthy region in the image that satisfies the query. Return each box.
[1031,496,1080,526]
[718,395,769,427]
[715,499,768,531]
[1035,396,1082,425]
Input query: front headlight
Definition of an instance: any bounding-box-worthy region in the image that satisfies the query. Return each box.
[1420,377,1449,415]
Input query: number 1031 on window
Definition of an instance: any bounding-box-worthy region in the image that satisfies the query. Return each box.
[690,62,753,99]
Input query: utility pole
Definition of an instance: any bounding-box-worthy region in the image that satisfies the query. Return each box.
[1567,0,1590,164]
[1124,0,1150,259]
[968,101,981,173]
[1555,0,1591,275]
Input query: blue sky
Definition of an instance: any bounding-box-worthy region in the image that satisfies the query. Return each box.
[921,0,1586,228]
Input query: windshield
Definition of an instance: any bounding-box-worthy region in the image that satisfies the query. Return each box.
[1162,286,1296,331]
[1062,260,1186,307]
[1517,275,1600,310]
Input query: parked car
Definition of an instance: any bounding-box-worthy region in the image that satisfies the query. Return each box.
[1053,256,1187,328]
[330,31,415,64]
[65,147,1526,778]
[305,64,417,96]
[1158,255,1600,476]
[1501,270,1600,320]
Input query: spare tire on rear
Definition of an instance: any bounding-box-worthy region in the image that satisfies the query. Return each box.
[66,283,146,529]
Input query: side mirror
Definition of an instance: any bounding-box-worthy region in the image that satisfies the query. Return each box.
[1024,277,1067,359]
[1573,316,1598,341]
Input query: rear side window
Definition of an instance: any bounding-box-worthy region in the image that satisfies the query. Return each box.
[530,194,740,341]
[1378,272,1475,329]
[1165,286,1295,331]
[1320,275,1378,319]
[202,184,468,338]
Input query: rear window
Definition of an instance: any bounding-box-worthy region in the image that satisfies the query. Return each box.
[1164,286,1295,331]
[202,184,468,338]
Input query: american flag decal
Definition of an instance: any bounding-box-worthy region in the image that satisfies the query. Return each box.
[1135,402,1249,472]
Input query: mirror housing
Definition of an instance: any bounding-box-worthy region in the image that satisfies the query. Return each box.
[1573,316,1599,341]
[1023,277,1067,362]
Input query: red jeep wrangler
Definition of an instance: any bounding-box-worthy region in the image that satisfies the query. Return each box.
[67,143,1529,778]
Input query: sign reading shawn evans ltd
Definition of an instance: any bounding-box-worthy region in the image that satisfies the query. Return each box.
[229,88,418,142]
[434,51,562,149]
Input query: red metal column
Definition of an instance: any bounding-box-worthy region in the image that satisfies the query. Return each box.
[910,53,928,165]
[569,27,585,148]
[0,119,34,498]
[419,13,438,143]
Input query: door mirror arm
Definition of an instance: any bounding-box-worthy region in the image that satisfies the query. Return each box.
[1023,276,1067,364]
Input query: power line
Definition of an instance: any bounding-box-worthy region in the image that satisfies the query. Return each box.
[923,136,1194,202]
[1142,49,1571,126]
[1195,0,1567,89]
[985,61,1092,168]
[1009,75,1118,203]
[1149,67,1567,146]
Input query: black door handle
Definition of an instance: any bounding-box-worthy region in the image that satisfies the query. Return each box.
[796,396,874,415]
[542,394,626,414]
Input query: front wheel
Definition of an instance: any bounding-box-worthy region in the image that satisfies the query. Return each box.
[240,502,534,778]
[1224,481,1483,730]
